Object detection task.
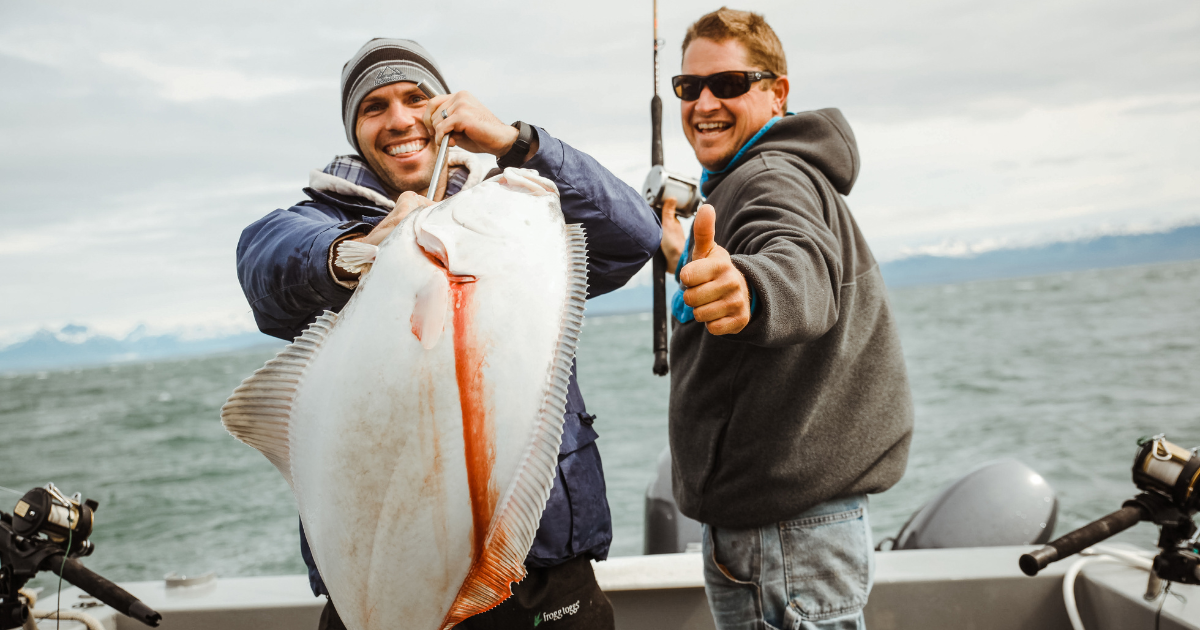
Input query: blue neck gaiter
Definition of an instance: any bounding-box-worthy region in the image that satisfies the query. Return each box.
[673,116,784,324]
[698,115,784,190]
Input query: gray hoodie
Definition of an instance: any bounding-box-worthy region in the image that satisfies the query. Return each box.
[669,109,913,529]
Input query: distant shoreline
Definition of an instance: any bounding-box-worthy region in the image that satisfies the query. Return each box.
[879,223,1200,289]
[3,225,1198,374]
[585,223,1200,315]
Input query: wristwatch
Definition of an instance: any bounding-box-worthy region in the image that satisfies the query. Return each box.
[497,121,534,169]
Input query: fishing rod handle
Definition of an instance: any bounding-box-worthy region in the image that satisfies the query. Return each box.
[649,69,665,374]
[651,247,669,376]
[1019,503,1146,576]
[651,95,663,167]
[44,555,162,627]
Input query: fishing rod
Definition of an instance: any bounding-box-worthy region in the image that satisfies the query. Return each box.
[0,483,161,628]
[642,0,701,376]
[1020,435,1199,596]
[648,0,668,376]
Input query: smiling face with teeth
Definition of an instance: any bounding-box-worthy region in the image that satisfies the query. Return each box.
[355,82,439,199]
[680,38,789,172]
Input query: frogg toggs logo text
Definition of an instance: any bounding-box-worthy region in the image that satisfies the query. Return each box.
[533,600,580,626]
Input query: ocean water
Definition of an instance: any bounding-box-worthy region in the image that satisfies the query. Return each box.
[3,259,1199,590]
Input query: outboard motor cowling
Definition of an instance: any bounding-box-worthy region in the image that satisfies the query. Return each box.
[890,459,1058,550]
[644,447,702,554]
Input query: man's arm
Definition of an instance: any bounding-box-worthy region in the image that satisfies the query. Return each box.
[523,127,661,298]
[679,165,844,346]
[236,204,367,340]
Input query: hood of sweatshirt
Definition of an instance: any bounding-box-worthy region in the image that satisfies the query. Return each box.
[700,108,860,197]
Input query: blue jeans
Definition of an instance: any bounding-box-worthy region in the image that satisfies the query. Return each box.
[702,495,873,630]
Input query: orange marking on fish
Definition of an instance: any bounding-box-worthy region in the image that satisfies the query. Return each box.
[410,312,423,341]
[423,240,514,630]
[450,281,496,561]
[412,247,474,344]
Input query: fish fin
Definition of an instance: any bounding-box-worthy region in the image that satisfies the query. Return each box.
[335,240,378,275]
[220,311,339,487]
[411,271,449,349]
[440,225,588,629]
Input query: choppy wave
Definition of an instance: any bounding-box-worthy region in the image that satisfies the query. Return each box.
[3,260,1197,587]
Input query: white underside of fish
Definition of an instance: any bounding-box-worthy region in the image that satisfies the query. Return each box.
[221,169,588,630]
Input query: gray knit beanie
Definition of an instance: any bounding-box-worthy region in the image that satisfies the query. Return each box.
[341,38,450,153]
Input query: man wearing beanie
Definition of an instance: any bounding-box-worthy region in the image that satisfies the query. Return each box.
[236,39,660,630]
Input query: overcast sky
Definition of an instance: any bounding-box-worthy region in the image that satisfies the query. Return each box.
[1,0,1197,342]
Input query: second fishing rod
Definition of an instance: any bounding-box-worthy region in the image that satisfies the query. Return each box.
[642,0,703,377]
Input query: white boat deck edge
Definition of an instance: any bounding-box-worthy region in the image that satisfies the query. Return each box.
[33,546,1200,630]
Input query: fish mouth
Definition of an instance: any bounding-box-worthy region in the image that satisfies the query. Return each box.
[419,245,447,270]
[414,209,476,284]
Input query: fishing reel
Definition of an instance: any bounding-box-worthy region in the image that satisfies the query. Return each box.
[643,162,702,377]
[1021,434,1200,591]
[642,165,702,218]
[643,165,702,377]
[1133,434,1200,513]
[1,483,160,629]
[11,484,97,558]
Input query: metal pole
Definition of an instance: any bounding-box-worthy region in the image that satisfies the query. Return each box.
[417,80,451,202]
[651,0,669,376]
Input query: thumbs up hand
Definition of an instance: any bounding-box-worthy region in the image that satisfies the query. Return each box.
[679,204,752,335]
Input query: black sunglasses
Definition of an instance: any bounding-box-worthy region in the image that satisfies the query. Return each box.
[671,71,778,101]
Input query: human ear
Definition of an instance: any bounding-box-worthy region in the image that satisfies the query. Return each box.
[772,75,790,115]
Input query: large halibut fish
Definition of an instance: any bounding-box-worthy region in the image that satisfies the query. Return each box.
[221,168,587,630]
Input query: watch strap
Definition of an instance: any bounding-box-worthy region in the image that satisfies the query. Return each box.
[497,121,534,169]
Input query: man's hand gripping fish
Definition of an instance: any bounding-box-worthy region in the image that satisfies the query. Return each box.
[221,168,587,630]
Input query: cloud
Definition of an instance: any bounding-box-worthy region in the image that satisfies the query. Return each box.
[1,0,1198,338]
[0,177,300,342]
[98,52,329,102]
[764,0,1200,121]
[849,92,1200,259]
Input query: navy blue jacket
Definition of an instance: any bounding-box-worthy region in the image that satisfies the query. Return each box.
[236,127,660,595]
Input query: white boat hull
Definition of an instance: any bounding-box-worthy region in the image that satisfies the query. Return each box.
[39,546,1200,630]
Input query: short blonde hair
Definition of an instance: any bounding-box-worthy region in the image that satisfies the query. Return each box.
[682,8,787,107]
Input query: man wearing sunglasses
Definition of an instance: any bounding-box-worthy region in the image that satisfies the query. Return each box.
[659,9,913,630]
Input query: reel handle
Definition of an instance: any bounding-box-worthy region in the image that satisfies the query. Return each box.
[1019,503,1146,576]
[44,554,161,627]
